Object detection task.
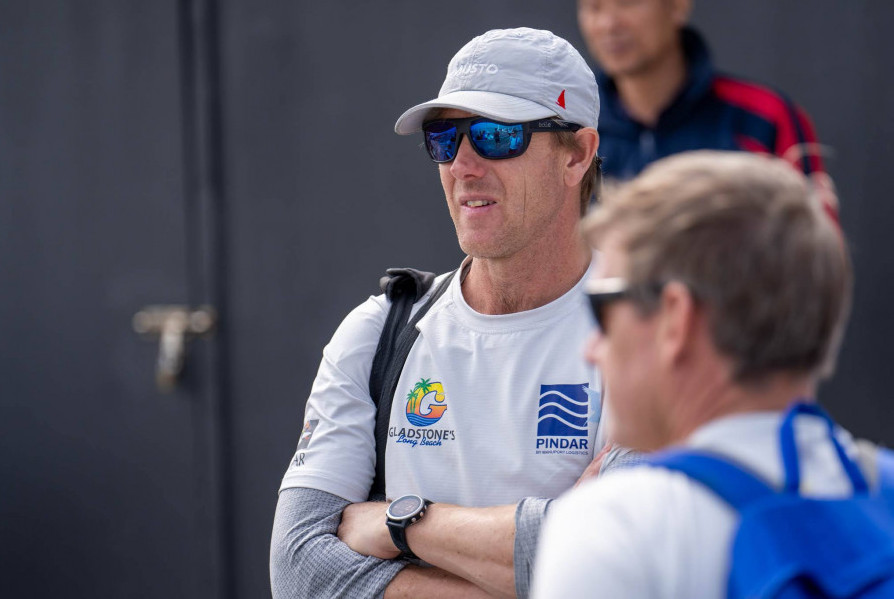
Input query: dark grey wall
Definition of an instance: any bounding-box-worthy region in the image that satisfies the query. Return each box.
[0,2,227,598]
[2,1,892,597]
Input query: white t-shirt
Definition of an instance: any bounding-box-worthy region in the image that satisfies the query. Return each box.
[280,260,606,506]
[532,411,859,599]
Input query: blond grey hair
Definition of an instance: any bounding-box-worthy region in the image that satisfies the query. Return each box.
[583,151,851,383]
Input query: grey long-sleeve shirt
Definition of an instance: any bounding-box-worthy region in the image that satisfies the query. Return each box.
[269,488,550,599]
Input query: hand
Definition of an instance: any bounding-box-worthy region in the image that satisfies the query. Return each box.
[575,442,613,488]
[337,501,401,559]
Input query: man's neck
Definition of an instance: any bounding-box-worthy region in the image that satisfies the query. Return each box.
[668,369,816,445]
[461,237,591,315]
[614,43,687,128]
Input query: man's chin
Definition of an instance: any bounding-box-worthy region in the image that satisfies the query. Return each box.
[458,238,510,260]
[602,61,645,79]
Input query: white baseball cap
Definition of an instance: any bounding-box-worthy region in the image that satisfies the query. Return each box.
[395,27,599,135]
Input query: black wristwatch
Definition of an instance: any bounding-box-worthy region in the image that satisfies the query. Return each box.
[385,494,432,560]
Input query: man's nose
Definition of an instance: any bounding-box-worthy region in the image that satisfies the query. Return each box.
[449,136,486,179]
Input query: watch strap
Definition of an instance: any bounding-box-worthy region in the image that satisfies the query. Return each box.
[387,520,415,558]
[387,499,432,560]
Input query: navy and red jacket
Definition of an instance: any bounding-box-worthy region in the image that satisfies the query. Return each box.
[595,27,826,182]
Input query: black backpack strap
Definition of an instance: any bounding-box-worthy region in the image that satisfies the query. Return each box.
[368,268,436,403]
[367,268,456,500]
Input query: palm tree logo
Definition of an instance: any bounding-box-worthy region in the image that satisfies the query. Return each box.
[405,378,447,427]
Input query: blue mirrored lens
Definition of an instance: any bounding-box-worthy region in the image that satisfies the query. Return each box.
[424,122,457,162]
[469,121,525,158]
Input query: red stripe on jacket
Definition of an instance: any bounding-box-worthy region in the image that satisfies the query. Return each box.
[713,76,826,174]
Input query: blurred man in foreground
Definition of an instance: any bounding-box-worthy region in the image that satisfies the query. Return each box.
[532,151,893,597]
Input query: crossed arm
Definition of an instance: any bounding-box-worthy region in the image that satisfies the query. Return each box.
[338,501,518,598]
[270,446,643,598]
[387,497,552,598]
[335,444,646,597]
[270,486,550,598]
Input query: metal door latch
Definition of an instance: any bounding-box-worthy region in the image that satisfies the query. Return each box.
[132,305,217,392]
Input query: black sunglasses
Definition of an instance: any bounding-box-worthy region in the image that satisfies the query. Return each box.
[585,277,664,332]
[422,116,582,163]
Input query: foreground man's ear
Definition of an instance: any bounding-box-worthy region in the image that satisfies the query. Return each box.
[657,281,699,370]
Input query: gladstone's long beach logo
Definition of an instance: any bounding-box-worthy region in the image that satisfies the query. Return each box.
[389,377,455,448]
[405,378,447,426]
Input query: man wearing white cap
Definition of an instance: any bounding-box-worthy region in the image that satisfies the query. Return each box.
[271,28,607,598]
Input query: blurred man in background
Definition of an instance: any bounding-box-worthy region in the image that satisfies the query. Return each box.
[577,0,838,219]
[530,151,892,598]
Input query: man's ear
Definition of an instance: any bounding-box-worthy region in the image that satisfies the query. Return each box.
[657,281,698,369]
[564,128,599,188]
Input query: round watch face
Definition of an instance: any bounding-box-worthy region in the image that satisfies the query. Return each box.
[388,495,425,520]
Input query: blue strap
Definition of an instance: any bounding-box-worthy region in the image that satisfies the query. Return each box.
[780,401,869,494]
[879,448,894,491]
[648,449,775,511]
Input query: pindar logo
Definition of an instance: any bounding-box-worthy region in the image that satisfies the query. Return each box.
[556,90,566,109]
[537,383,588,437]
[405,378,447,427]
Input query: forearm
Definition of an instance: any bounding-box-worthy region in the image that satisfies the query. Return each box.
[271,487,405,599]
[406,503,517,598]
[385,565,496,599]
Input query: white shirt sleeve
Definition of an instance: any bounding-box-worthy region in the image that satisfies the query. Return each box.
[279,295,388,502]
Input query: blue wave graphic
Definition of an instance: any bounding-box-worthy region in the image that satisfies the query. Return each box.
[407,413,437,427]
[538,384,589,437]
[538,414,589,430]
[537,403,588,427]
[538,390,589,407]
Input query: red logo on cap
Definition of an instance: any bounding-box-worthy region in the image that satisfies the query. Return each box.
[556,90,566,109]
